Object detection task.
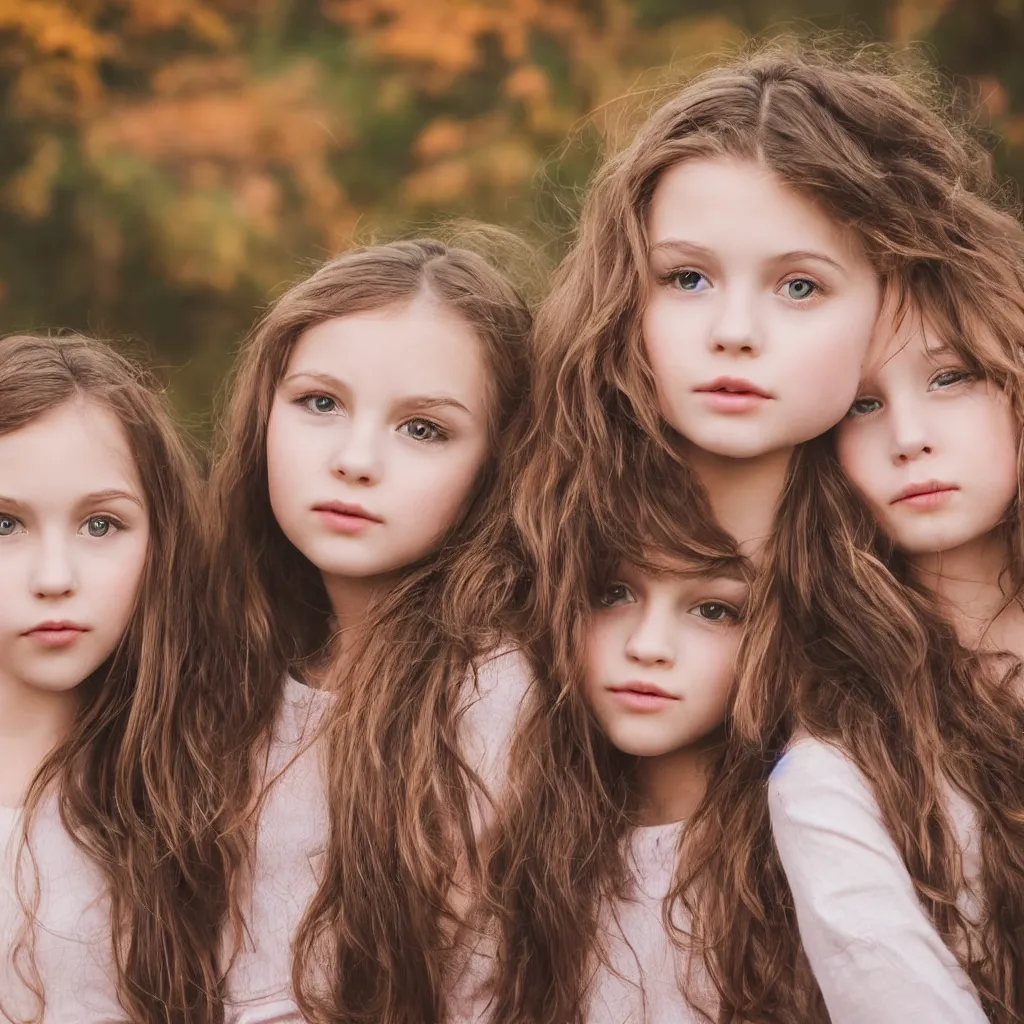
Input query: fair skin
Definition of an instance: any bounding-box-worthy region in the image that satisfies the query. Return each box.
[0,400,149,806]
[835,305,1023,652]
[266,289,491,662]
[643,157,882,555]
[585,561,747,825]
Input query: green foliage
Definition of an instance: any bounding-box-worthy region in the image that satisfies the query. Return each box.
[0,0,1019,429]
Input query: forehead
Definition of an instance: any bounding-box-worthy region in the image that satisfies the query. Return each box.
[285,296,489,409]
[866,302,950,377]
[647,156,863,261]
[615,557,748,590]
[0,399,141,499]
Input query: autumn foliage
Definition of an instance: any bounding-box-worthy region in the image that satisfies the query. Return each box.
[0,0,1020,413]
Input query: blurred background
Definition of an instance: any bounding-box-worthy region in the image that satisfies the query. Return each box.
[2,0,1021,431]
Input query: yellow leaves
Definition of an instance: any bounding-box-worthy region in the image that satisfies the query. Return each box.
[3,135,62,219]
[0,0,114,60]
[120,0,234,46]
[81,56,353,290]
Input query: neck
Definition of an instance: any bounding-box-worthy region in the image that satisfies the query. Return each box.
[0,674,78,807]
[685,445,793,560]
[635,733,719,826]
[315,571,396,686]
[911,530,1024,654]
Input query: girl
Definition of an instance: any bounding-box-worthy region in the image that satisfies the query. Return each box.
[0,334,231,1023]
[492,38,1022,1023]
[205,238,534,1023]
[454,482,762,1024]
[764,273,1024,1023]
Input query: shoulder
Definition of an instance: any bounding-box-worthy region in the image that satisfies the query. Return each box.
[458,643,535,799]
[464,642,534,708]
[769,733,874,810]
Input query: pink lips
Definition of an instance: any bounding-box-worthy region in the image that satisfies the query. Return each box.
[23,621,90,648]
[891,480,959,508]
[313,501,383,534]
[694,377,772,413]
[607,681,680,713]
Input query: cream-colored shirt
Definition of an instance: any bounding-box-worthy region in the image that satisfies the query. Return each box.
[450,821,718,1024]
[0,801,121,1022]
[226,647,533,1024]
[768,735,987,1024]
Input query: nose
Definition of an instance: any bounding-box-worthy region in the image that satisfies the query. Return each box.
[709,285,760,357]
[329,419,383,484]
[889,398,933,465]
[31,534,77,599]
[623,605,677,667]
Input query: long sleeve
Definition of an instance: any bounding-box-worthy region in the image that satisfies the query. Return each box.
[768,737,986,1024]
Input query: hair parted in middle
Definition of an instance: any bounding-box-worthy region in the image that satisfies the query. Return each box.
[206,235,534,1024]
[472,36,1024,1024]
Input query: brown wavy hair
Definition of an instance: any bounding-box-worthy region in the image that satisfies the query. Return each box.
[476,37,1024,1024]
[0,334,229,1023]
[205,237,533,1023]
[476,444,750,1024]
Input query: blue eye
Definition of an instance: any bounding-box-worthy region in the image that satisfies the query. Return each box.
[301,394,338,414]
[848,396,882,418]
[930,369,972,390]
[670,270,708,292]
[86,517,112,537]
[784,279,817,300]
[400,419,445,442]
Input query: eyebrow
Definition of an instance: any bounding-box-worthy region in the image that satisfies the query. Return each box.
[0,489,144,510]
[282,372,473,416]
[82,489,145,509]
[649,239,845,271]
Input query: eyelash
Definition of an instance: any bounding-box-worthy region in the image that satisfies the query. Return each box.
[597,584,742,623]
[295,394,450,442]
[847,368,975,418]
[0,514,127,537]
[659,269,822,301]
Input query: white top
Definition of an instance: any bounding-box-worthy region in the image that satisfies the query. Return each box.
[450,820,718,1024]
[768,735,987,1024]
[226,646,533,1024]
[0,802,122,1023]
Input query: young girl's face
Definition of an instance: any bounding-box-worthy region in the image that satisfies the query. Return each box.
[0,400,150,700]
[266,291,492,587]
[584,561,747,759]
[643,157,881,460]
[835,307,1019,558]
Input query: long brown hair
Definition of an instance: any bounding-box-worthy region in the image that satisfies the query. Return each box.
[205,237,532,1023]
[478,37,1024,1024]
[689,264,1024,1022]
[478,449,746,1024]
[0,334,229,1023]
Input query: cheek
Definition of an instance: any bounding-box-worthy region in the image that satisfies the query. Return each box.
[641,301,687,389]
[834,426,883,504]
[401,442,490,533]
[92,535,149,631]
[978,401,1020,507]
[265,405,319,527]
